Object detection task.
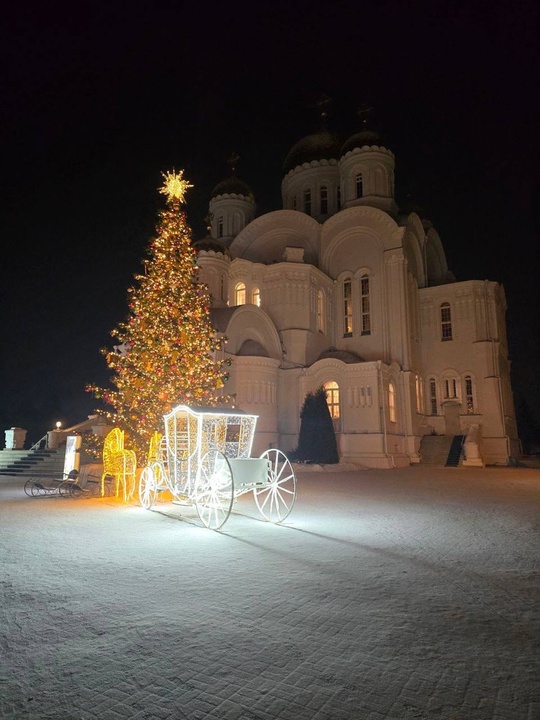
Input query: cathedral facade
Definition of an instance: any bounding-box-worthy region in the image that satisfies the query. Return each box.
[194,123,520,468]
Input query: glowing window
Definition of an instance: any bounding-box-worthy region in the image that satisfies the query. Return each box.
[317,290,325,332]
[465,375,474,413]
[304,189,312,215]
[252,287,260,306]
[343,279,353,336]
[235,282,246,306]
[356,174,363,198]
[388,382,396,423]
[441,303,452,341]
[320,186,328,214]
[429,378,437,415]
[324,381,340,419]
[361,274,371,335]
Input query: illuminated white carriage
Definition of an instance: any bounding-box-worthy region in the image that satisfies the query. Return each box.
[138,404,297,529]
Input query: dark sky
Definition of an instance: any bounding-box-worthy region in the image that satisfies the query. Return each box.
[1,0,539,445]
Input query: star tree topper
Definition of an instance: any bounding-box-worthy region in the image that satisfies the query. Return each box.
[159,169,194,204]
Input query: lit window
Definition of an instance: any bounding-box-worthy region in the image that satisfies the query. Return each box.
[429,379,437,415]
[235,282,246,305]
[217,216,224,238]
[441,302,452,341]
[304,189,311,215]
[252,287,260,307]
[356,174,363,198]
[320,186,328,214]
[465,375,474,413]
[343,279,353,336]
[360,274,370,335]
[317,290,325,332]
[324,381,340,419]
[388,382,396,423]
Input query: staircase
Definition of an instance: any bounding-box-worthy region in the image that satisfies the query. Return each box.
[0,448,66,477]
[419,435,464,467]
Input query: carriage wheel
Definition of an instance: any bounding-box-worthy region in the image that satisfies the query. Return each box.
[24,479,36,497]
[139,466,157,509]
[58,481,74,498]
[69,484,84,499]
[194,450,234,530]
[27,480,43,497]
[255,449,297,523]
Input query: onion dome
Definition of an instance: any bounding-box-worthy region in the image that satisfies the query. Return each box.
[211,175,254,199]
[283,129,342,175]
[192,234,231,257]
[211,152,254,199]
[340,105,389,156]
[341,125,389,156]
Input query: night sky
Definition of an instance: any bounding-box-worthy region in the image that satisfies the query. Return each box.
[2,1,538,446]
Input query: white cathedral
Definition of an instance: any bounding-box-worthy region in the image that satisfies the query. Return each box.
[193,120,520,468]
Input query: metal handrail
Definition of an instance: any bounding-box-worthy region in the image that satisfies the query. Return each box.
[29,435,49,451]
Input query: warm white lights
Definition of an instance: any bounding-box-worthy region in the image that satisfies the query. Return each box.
[159,169,193,204]
[138,404,297,530]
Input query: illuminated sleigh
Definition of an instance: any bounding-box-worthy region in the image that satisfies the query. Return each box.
[138,404,297,530]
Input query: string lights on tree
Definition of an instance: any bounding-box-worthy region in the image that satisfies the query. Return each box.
[87,169,232,460]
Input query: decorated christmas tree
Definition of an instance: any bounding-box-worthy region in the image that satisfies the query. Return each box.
[87,170,232,459]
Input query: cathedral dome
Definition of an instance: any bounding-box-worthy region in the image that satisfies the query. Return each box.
[192,234,231,256]
[211,176,253,198]
[283,129,342,174]
[340,126,389,156]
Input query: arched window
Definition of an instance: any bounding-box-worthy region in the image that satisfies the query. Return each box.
[235,282,246,306]
[429,378,437,415]
[343,279,353,336]
[317,290,325,332]
[304,189,312,215]
[292,195,297,211]
[252,287,260,307]
[320,186,328,214]
[337,186,341,210]
[220,275,226,301]
[323,381,340,419]
[360,274,371,335]
[356,173,363,198]
[415,374,422,412]
[440,302,452,341]
[388,382,396,423]
[217,216,224,238]
[465,375,474,413]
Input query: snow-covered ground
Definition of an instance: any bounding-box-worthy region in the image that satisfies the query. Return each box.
[1,464,538,720]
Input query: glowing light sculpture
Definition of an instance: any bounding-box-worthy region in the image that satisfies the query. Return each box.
[138,404,297,530]
[101,428,138,502]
